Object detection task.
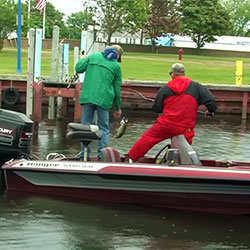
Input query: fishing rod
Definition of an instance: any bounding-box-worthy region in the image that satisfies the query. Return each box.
[122,87,213,116]
[114,87,151,139]
[122,87,154,102]
[197,110,214,116]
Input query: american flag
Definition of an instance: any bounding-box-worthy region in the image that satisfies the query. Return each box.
[35,0,47,13]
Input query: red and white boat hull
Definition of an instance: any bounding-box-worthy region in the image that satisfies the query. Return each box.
[3,159,250,214]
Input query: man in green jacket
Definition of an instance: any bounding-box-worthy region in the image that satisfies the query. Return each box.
[75,45,123,159]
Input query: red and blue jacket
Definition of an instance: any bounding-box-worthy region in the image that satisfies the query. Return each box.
[152,77,217,129]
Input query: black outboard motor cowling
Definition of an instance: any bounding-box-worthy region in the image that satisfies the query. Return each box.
[0,109,33,165]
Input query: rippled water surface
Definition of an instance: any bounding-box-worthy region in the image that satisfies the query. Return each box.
[1,112,250,250]
[31,112,250,162]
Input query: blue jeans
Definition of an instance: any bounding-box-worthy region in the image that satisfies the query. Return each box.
[81,104,110,158]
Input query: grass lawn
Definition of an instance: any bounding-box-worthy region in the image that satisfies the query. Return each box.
[1,47,250,85]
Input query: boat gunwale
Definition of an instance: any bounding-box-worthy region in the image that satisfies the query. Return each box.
[3,160,250,182]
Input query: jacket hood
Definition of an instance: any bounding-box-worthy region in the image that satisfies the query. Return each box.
[167,77,192,95]
[102,47,117,60]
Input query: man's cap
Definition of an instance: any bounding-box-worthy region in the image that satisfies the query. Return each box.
[111,44,123,56]
[169,63,185,74]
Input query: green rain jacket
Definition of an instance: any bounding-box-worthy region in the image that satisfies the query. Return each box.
[75,52,122,111]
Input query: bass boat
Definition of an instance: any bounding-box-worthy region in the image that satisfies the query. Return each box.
[1,112,250,215]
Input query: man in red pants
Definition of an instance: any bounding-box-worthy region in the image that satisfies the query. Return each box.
[128,63,217,162]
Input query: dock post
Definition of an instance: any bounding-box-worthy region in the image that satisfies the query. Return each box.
[63,44,69,81]
[74,46,79,72]
[30,28,43,121]
[74,83,82,122]
[235,60,243,86]
[79,30,86,82]
[242,92,248,120]
[27,28,35,118]
[50,26,59,81]
[48,26,59,120]
[57,43,68,117]
[34,28,42,81]
[58,44,63,81]
[56,43,69,119]
[32,82,43,122]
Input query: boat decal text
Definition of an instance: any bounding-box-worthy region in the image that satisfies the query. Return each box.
[0,127,14,136]
[15,161,102,171]
[26,162,60,167]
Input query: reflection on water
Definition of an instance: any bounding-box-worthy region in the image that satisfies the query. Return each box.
[1,191,250,250]
[1,112,250,250]
[31,112,250,162]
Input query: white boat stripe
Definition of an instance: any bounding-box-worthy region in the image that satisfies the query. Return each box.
[5,160,250,175]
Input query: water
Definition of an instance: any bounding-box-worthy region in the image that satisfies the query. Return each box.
[1,192,250,250]
[31,111,250,162]
[1,112,250,250]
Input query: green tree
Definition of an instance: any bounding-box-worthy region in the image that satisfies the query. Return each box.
[144,0,181,47]
[220,0,250,36]
[65,10,94,39]
[83,0,151,44]
[180,0,231,49]
[122,0,151,44]
[0,0,16,52]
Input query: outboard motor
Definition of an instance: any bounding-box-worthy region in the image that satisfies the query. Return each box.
[0,109,33,166]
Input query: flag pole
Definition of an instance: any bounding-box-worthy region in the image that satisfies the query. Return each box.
[42,5,46,39]
[16,0,22,73]
[28,0,31,29]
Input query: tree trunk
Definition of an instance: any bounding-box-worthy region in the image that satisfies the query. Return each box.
[0,37,3,52]
[107,33,112,45]
[150,37,157,52]
[140,29,144,45]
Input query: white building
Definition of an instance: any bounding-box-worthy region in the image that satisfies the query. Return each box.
[167,35,250,52]
[98,29,250,52]
[110,31,144,45]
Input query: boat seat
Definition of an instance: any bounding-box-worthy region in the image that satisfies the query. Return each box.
[100,147,121,162]
[66,123,103,143]
[67,123,103,162]
[171,135,201,165]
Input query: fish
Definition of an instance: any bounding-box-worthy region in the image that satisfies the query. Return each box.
[115,117,128,138]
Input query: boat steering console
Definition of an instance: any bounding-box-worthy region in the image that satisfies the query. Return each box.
[154,135,201,166]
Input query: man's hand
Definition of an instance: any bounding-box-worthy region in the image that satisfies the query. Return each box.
[205,110,214,117]
[113,109,122,118]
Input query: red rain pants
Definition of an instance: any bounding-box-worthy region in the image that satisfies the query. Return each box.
[128,122,194,161]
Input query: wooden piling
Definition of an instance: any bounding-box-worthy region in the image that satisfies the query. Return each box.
[242,92,248,119]
[32,82,43,122]
[27,28,35,118]
[74,83,82,122]
[48,26,60,120]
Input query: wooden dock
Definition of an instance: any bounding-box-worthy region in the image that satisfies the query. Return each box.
[0,76,250,122]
